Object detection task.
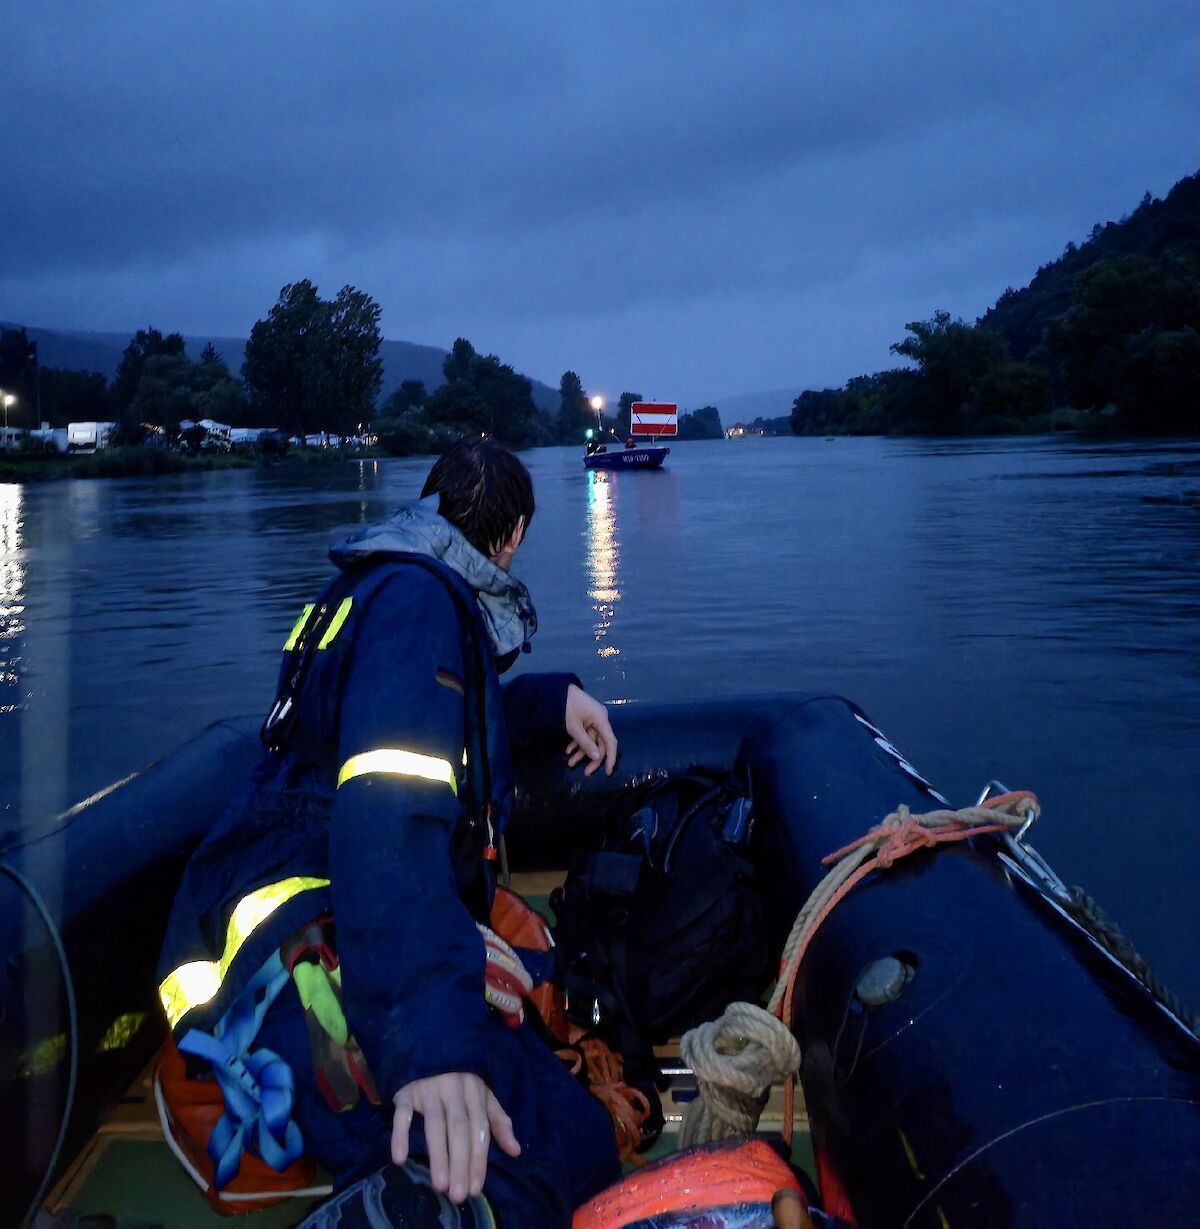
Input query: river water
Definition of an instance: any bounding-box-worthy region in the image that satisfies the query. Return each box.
[1,437,1197,1005]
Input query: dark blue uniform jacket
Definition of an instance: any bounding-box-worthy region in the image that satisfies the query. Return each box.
[159,552,618,1222]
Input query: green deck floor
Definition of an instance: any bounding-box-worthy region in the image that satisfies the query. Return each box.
[66,1139,321,1228]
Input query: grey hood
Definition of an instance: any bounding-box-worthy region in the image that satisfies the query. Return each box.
[329,496,537,659]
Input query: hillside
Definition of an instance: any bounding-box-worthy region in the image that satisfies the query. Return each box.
[0,323,559,414]
[786,170,1199,437]
[979,172,1200,360]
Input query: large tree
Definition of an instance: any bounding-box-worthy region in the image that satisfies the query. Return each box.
[557,371,592,442]
[129,351,249,431]
[890,311,1010,431]
[242,280,383,436]
[443,337,477,385]
[423,338,543,446]
[112,327,187,413]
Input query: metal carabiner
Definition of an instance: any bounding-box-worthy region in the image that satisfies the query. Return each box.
[976,778,1037,843]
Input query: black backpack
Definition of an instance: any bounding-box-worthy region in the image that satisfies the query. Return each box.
[549,768,770,1058]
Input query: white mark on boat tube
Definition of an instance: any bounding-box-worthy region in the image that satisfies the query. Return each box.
[853,712,948,803]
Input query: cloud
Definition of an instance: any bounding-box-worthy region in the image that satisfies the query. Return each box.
[1,0,1195,400]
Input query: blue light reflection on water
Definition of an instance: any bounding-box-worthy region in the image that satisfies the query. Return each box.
[0,437,1196,1004]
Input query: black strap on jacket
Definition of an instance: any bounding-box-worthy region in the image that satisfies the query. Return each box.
[261,564,369,753]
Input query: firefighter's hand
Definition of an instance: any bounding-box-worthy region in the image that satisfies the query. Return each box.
[392,1073,520,1203]
[565,683,618,777]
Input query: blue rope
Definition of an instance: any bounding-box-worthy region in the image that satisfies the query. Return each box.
[178,951,305,1188]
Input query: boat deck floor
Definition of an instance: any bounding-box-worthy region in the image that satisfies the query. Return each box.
[50,875,811,1227]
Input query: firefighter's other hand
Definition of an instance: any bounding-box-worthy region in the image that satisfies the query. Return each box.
[565,683,618,777]
[391,1073,520,1203]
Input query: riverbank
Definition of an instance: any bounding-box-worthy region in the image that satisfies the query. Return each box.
[4,418,1189,482]
[789,405,1123,438]
[0,445,375,483]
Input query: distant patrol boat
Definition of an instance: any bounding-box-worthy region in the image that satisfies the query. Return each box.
[584,401,675,470]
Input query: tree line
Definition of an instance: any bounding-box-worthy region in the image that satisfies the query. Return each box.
[372,358,722,453]
[0,280,384,443]
[1,278,725,453]
[792,172,1199,436]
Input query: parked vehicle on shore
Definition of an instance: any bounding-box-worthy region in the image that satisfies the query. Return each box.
[228,426,282,449]
[66,421,116,453]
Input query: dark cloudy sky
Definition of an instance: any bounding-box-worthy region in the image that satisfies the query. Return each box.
[2,1,1196,406]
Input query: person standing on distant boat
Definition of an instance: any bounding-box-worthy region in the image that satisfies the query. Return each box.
[158,438,620,1227]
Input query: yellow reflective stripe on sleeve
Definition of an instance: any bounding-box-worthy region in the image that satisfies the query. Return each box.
[159,962,221,1030]
[337,748,458,796]
[283,604,315,651]
[158,875,331,1029]
[316,597,353,650]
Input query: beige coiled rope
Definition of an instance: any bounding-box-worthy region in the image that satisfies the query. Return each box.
[679,1001,800,1149]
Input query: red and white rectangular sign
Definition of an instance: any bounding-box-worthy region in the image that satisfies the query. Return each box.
[631,402,678,437]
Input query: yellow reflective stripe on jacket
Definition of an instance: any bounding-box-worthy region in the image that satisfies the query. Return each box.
[337,748,458,796]
[316,597,353,649]
[283,597,354,653]
[158,875,331,1029]
[283,604,315,651]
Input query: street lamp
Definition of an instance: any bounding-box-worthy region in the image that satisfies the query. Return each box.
[586,396,606,448]
[590,395,606,431]
[2,392,14,434]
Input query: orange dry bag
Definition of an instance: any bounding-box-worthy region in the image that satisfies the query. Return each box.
[572,1137,802,1229]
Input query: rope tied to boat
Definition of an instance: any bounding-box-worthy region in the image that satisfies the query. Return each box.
[1061,883,1199,1035]
[678,1001,800,1149]
[769,792,1037,1024]
[678,792,1038,1148]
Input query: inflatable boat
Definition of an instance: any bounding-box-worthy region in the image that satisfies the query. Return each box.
[2,693,1198,1226]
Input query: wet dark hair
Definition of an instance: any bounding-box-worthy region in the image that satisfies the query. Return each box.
[421,438,535,557]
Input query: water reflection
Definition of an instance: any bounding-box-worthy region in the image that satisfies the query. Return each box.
[0,486,26,716]
[585,471,621,664]
[357,458,381,522]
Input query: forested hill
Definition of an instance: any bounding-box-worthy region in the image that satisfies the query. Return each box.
[980,172,1200,360]
[0,323,559,414]
[789,170,1199,437]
